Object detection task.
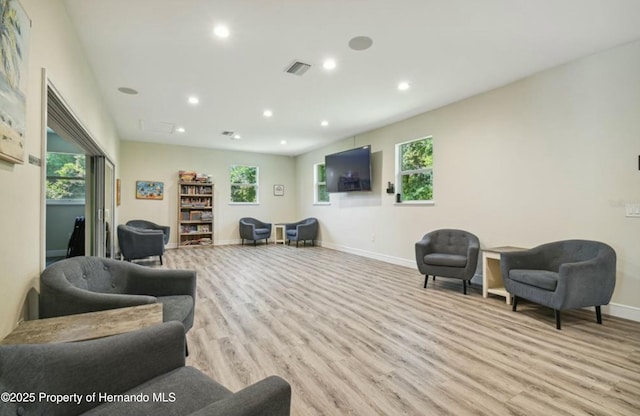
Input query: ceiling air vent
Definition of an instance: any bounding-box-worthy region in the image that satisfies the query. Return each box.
[221,131,235,136]
[284,60,311,76]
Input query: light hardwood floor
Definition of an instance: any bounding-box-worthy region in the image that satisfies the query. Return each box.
[163,245,640,416]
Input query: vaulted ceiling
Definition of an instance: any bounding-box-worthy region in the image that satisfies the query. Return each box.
[63,0,640,155]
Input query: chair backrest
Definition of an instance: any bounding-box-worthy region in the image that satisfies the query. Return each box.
[426,229,478,256]
[41,256,124,294]
[239,217,260,226]
[535,239,616,272]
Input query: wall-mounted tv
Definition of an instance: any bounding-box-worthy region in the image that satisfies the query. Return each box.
[325,145,372,193]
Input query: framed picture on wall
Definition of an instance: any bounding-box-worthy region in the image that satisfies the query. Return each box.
[274,184,284,196]
[0,0,31,164]
[136,181,164,200]
[116,179,121,206]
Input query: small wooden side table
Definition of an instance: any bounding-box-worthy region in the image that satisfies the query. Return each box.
[482,246,526,305]
[273,223,287,245]
[0,303,163,345]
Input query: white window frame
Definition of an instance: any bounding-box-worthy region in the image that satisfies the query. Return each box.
[313,162,330,205]
[395,136,434,204]
[229,164,259,205]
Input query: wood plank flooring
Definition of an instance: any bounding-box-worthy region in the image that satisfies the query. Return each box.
[162,245,640,416]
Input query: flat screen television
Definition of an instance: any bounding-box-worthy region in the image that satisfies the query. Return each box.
[325,146,372,193]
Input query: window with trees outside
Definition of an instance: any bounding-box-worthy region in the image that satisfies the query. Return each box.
[314,163,330,204]
[396,136,433,202]
[46,152,86,203]
[230,165,259,203]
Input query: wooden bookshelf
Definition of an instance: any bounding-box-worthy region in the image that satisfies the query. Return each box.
[178,172,213,247]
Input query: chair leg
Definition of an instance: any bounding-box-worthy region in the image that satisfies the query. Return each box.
[433,276,436,281]
[463,280,467,295]
[253,240,257,246]
[512,295,518,312]
[423,275,429,288]
[159,255,163,266]
[296,241,299,247]
[596,306,602,324]
[555,309,561,330]
[185,340,189,357]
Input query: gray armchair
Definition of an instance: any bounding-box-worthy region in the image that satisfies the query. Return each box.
[415,229,480,294]
[501,239,616,330]
[118,224,165,264]
[0,322,292,416]
[239,217,272,245]
[39,256,196,333]
[285,218,318,247]
[126,219,171,245]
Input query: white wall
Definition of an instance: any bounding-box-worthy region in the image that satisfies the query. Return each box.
[296,40,640,315]
[119,141,297,247]
[0,0,120,338]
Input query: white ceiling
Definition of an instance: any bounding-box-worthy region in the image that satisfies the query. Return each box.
[63,0,640,156]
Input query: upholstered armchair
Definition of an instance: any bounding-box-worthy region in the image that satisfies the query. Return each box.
[39,256,196,333]
[118,224,165,264]
[126,219,171,245]
[415,229,480,294]
[239,217,272,245]
[285,218,319,247]
[0,322,292,416]
[501,239,616,329]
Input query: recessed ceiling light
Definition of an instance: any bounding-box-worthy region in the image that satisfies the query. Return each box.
[117,87,138,95]
[263,109,273,118]
[398,82,410,91]
[323,59,336,70]
[213,25,230,38]
[321,120,329,127]
[188,96,200,105]
[232,134,241,140]
[280,140,287,145]
[175,127,185,133]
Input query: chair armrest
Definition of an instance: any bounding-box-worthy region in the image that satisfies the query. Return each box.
[239,221,256,237]
[556,256,616,308]
[414,235,433,259]
[191,376,291,416]
[0,322,186,415]
[126,266,197,299]
[40,284,156,318]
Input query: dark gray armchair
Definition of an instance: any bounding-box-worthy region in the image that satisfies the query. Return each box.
[118,224,165,264]
[126,219,170,245]
[501,239,616,330]
[285,218,318,247]
[0,322,292,416]
[239,217,272,245]
[39,256,196,333]
[415,229,480,294]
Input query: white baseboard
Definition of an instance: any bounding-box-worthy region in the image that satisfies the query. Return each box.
[601,303,640,322]
[320,241,416,269]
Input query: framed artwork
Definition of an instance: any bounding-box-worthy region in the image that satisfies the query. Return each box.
[0,0,31,164]
[136,181,164,200]
[274,184,284,196]
[116,179,121,206]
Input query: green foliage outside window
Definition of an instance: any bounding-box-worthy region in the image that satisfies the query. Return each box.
[399,137,433,201]
[46,153,86,201]
[315,163,329,203]
[230,165,258,203]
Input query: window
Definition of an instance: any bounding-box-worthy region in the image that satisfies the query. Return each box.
[46,152,86,203]
[396,136,433,202]
[230,165,258,203]
[314,163,330,204]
